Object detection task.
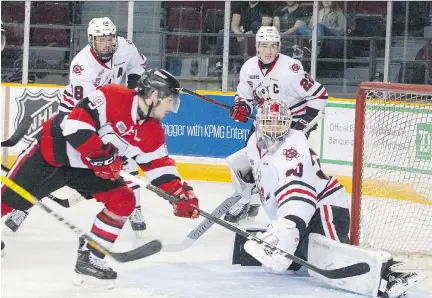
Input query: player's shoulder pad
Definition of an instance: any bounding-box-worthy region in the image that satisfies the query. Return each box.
[280,54,304,75]
[242,56,259,70]
[276,130,311,166]
[99,84,136,103]
[69,46,92,79]
[245,131,258,150]
[137,118,166,152]
[117,36,138,50]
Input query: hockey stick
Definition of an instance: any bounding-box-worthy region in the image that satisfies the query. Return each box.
[1,164,77,208]
[1,176,162,262]
[1,115,32,147]
[162,194,241,252]
[121,171,370,279]
[180,88,256,120]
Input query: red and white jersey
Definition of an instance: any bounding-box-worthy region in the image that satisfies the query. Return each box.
[245,130,348,226]
[235,54,328,122]
[60,37,146,113]
[39,84,179,185]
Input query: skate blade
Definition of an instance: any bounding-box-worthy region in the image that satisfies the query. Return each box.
[2,226,17,236]
[73,273,116,290]
[133,229,144,240]
[388,275,428,298]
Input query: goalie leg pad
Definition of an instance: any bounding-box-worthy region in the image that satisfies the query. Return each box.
[227,148,255,196]
[307,233,393,297]
[231,228,265,266]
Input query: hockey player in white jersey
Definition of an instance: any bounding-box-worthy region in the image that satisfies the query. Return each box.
[225,25,328,223]
[235,99,424,297]
[4,17,147,237]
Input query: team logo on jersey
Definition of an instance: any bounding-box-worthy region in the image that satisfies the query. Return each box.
[14,89,61,144]
[116,121,127,134]
[290,63,301,73]
[72,63,84,75]
[94,77,101,87]
[283,147,300,160]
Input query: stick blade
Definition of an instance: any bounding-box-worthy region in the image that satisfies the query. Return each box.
[320,262,371,279]
[1,115,32,147]
[110,240,162,262]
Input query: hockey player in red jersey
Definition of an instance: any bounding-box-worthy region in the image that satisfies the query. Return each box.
[1,69,199,286]
[4,17,148,236]
[234,99,424,298]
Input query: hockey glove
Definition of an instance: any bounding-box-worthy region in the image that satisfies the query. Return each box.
[292,107,319,138]
[85,143,123,181]
[230,101,251,123]
[159,180,199,219]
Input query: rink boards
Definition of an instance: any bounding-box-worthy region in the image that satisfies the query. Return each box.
[1,83,430,205]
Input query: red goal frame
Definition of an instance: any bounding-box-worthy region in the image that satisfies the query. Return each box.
[350,82,432,246]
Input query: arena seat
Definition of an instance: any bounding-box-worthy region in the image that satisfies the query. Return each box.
[1,2,25,23]
[30,3,70,47]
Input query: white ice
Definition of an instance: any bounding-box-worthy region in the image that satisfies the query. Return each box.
[1,181,431,298]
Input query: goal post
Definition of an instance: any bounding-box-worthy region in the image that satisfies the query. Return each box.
[351,82,432,266]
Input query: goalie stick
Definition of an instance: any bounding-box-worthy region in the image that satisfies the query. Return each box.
[1,176,162,262]
[121,171,370,279]
[1,115,32,147]
[162,194,241,252]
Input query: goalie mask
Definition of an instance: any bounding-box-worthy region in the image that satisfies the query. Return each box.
[136,69,181,120]
[256,26,280,64]
[88,17,117,62]
[256,100,292,141]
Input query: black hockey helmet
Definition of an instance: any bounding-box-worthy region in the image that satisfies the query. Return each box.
[136,69,181,119]
[137,68,180,100]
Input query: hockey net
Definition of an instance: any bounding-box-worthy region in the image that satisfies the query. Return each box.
[351,82,432,268]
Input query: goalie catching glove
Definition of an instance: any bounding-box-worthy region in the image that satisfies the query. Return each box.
[159,180,199,218]
[85,143,123,181]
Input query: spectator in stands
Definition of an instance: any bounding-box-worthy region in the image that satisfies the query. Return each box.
[415,40,432,84]
[213,1,273,73]
[392,1,431,37]
[231,1,273,43]
[293,1,346,58]
[273,1,312,35]
[1,21,5,51]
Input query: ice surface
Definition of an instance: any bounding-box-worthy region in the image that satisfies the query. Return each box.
[1,181,431,298]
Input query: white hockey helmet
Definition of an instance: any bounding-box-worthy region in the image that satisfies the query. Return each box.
[256,26,280,64]
[256,100,292,141]
[88,17,117,62]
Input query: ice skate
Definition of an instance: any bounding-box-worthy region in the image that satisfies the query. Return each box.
[381,259,427,298]
[128,206,146,238]
[383,272,426,298]
[224,201,250,224]
[4,209,29,234]
[73,237,117,289]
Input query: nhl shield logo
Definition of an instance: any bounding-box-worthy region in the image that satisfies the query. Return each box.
[14,89,61,144]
